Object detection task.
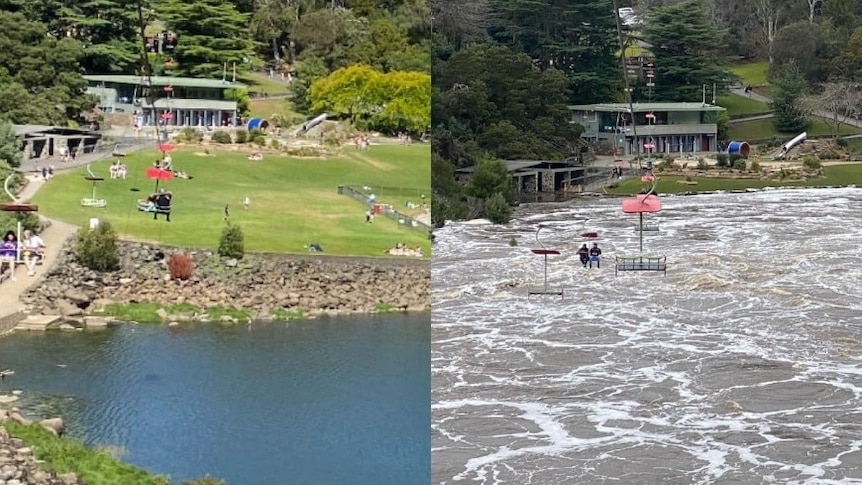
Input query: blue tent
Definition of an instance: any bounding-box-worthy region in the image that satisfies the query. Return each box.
[247,118,270,132]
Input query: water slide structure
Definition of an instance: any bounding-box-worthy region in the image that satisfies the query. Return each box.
[771,132,807,160]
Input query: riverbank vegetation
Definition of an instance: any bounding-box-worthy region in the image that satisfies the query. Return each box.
[31,145,431,257]
[3,422,223,485]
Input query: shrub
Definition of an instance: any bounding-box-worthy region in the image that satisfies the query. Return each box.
[218,223,245,259]
[732,159,746,171]
[750,159,762,172]
[178,127,203,143]
[168,253,194,280]
[75,221,120,271]
[802,155,822,170]
[484,192,512,224]
[715,153,729,167]
[211,131,232,144]
[696,158,710,170]
[508,236,517,246]
[248,129,266,145]
[235,129,249,144]
[836,137,848,147]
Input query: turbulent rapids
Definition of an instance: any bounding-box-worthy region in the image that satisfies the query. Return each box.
[432,188,862,484]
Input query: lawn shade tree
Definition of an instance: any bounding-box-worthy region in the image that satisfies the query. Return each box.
[770,61,812,133]
[288,56,329,114]
[641,0,733,102]
[803,81,862,138]
[490,0,620,104]
[250,0,300,65]
[158,0,259,77]
[0,11,96,125]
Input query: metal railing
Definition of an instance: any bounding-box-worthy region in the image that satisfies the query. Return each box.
[337,185,431,234]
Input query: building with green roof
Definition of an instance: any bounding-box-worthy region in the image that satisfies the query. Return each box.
[568,102,727,156]
[84,75,246,128]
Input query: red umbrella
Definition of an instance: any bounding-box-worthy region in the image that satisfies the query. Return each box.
[146,166,173,192]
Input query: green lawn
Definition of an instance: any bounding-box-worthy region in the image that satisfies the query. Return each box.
[248,98,303,124]
[31,145,431,257]
[606,163,862,194]
[716,93,769,117]
[239,71,291,96]
[728,117,861,141]
[731,61,769,86]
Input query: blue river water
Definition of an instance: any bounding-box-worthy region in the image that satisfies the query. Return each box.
[0,313,430,485]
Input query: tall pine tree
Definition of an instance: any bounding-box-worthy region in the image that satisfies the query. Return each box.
[158,0,258,77]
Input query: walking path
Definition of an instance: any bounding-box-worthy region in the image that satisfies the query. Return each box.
[0,177,78,324]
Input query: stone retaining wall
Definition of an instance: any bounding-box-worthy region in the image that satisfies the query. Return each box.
[20,239,430,321]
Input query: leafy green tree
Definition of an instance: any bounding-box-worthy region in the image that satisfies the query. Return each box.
[467,159,515,204]
[309,64,384,123]
[0,11,96,125]
[641,0,732,102]
[158,0,258,77]
[288,56,329,114]
[292,7,368,70]
[770,21,830,83]
[483,192,512,224]
[770,62,811,133]
[250,0,299,64]
[371,71,431,133]
[0,121,23,169]
[224,88,251,117]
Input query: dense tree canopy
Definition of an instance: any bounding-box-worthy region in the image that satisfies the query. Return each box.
[0,11,96,125]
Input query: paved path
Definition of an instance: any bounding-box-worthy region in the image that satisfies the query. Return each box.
[0,177,78,318]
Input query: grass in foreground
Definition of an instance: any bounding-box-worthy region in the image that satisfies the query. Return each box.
[3,422,182,485]
[716,93,769,117]
[731,61,769,86]
[728,117,861,141]
[31,145,431,257]
[606,163,862,194]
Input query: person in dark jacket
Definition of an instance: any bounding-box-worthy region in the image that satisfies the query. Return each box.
[577,244,590,268]
[589,243,602,269]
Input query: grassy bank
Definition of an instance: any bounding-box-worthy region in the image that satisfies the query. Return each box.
[716,93,769,117]
[31,145,431,257]
[606,163,862,194]
[3,421,222,485]
[728,117,861,141]
[731,61,769,86]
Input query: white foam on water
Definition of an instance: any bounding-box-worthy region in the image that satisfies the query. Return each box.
[433,188,862,484]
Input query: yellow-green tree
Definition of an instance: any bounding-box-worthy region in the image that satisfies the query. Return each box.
[309,64,430,133]
[372,70,431,133]
[309,64,384,123]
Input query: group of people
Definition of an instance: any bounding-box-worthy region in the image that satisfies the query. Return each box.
[387,243,424,258]
[0,229,46,281]
[577,243,603,269]
[396,132,413,145]
[58,146,77,163]
[110,160,129,179]
[354,135,371,150]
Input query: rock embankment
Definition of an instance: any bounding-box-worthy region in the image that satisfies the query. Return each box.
[0,410,80,485]
[20,240,430,320]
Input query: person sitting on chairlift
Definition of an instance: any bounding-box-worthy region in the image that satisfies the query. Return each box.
[153,189,172,222]
[589,243,602,269]
[578,244,590,268]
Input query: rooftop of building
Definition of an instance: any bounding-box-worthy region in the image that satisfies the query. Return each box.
[83,74,245,90]
[569,102,726,113]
